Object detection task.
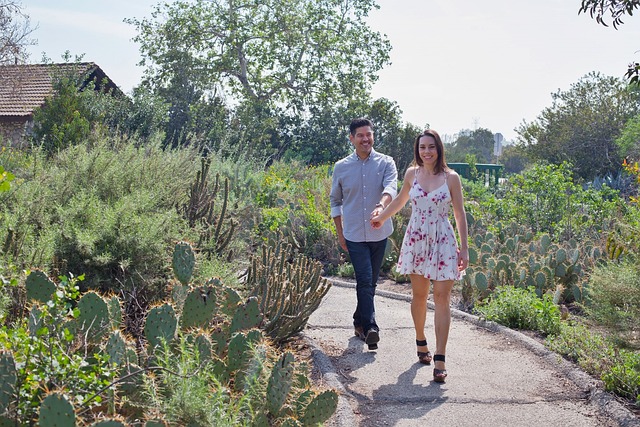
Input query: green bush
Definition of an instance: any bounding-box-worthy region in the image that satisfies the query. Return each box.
[474,285,561,336]
[545,322,612,374]
[479,162,622,240]
[0,139,197,294]
[584,259,640,346]
[602,350,640,406]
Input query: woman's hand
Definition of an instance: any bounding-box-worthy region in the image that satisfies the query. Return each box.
[370,208,384,229]
[457,249,469,271]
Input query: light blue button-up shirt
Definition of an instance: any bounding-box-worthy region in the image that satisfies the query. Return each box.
[330,148,398,242]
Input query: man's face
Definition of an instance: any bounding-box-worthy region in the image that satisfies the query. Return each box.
[349,126,374,159]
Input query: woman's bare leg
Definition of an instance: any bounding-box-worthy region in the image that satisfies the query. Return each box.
[410,274,431,353]
[432,279,454,370]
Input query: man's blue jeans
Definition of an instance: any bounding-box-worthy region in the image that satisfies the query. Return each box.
[346,238,387,334]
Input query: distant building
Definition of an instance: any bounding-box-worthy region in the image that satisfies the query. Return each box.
[0,62,120,147]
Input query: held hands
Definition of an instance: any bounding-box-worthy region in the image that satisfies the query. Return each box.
[370,206,385,229]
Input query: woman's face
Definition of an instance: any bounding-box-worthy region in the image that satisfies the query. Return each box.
[418,135,438,166]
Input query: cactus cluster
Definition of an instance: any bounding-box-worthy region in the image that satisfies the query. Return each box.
[245,236,331,345]
[0,240,337,425]
[462,220,605,308]
[177,158,237,259]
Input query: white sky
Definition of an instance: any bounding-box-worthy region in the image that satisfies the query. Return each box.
[23,0,640,143]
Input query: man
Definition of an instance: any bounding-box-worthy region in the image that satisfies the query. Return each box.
[330,117,398,350]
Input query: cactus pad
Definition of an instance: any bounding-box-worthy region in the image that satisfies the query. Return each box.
[88,421,126,427]
[172,241,196,285]
[107,295,123,330]
[267,352,295,416]
[179,287,217,330]
[301,390,338,426]
[144,303,178,350]
[0,352,16,413]
[76,291,110,343]
[39,393,76,427]
[230,296,262,333]
[25,269,56,303]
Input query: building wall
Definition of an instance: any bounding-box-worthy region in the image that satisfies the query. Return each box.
[0,116,30,148]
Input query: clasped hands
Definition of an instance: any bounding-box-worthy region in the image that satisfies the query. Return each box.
[370,207,384,230]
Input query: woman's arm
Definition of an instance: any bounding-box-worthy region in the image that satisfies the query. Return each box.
[448,171,469,271]
[370,167,415,228]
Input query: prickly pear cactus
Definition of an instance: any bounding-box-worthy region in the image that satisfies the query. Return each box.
[76,291,110,343]
[144,303,178,350]
[227,329,263,373]
[38,392,76,427]
[88,420,127,426]
[105,331,136,366]
[280,418,302,427]
[267,352,295,416]
[172,241,196,285]
[195,332,212,361]
[107,295,123,330]
[210,325,231,356]
[0,351,16,414]
[227,332,250,373]
[230,296,262,333]
[300,390,338,427]
[25,269,56,303]
[237,343,268,392]
[144,421,167,427]
[179,287,217,330]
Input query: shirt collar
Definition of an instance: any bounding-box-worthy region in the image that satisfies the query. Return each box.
[351,147,377,161]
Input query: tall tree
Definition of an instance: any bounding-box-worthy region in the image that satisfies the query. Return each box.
[446,128,496,164]
[515,72,640,181]
[0,0,35,65]
[368,97,422,174]
[128,0,391,158]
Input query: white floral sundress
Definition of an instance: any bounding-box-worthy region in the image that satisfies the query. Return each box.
[396,169,462,281]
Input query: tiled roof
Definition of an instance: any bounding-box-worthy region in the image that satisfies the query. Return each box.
[0,62,118,117]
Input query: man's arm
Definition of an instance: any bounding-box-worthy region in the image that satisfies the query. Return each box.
[333,216,347,252]
[329,164,347,252]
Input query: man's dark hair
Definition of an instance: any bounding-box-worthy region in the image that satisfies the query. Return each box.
[349,117,374,135]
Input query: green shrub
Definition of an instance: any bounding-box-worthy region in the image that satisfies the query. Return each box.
[337,262,355,279]
[545,322,612,376]
[602,350,640,406]
[474,285,561,336]
[0,139,197,294]
[584,259,640,346]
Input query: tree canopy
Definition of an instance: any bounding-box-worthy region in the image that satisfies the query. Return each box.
[128,0,391,159]
[515,72,640,181]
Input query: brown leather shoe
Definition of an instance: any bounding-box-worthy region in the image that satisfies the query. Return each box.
[354,326,365,340]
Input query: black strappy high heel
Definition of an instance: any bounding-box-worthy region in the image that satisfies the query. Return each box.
[416,339,432,365]
[433,354,447,382]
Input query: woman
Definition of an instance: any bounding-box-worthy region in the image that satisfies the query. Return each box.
[371,129,468,382]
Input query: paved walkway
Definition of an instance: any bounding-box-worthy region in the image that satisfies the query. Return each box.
[304,279,639,427]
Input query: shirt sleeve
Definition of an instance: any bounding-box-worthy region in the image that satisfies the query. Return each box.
[329,164,343,218]
[381,157,398,199]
